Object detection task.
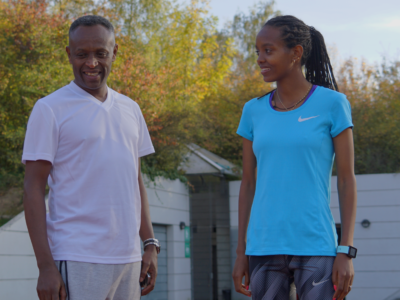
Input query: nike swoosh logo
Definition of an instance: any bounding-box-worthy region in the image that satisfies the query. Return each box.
[312,279,330,286]
[298,115,319,122]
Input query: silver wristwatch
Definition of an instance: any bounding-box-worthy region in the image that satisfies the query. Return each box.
[143,238,160,254]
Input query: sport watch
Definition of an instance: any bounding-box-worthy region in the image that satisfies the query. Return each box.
[143,238,161,254]
[337,245,357,258]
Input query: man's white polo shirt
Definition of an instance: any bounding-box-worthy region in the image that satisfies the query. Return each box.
[22,81,155,264]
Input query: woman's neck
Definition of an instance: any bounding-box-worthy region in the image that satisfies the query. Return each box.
[275,70,311,107]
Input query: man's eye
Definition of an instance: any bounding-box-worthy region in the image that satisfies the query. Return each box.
[255,50,260,55]
[98,53,108,57]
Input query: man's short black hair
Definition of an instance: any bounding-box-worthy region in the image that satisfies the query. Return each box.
[69,15,114,35]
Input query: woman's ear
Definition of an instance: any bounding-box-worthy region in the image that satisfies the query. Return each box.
[292,44,304,64]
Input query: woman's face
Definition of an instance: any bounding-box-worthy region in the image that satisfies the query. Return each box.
[255,26,297,83]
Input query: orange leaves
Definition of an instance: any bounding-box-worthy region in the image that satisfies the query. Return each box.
[0,0,72,190]
[1,0,266,182]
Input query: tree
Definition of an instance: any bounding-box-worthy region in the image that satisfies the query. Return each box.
[0,0,71,191]
[108,0,236,180]
[338,58,400,174]
[0,0,237,191]
[192,1,277,165]
[2,0,398,200]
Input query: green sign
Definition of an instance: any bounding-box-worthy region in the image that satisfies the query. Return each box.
[185,242,191,258]
[184,226,191,258]
[184,226,190,242]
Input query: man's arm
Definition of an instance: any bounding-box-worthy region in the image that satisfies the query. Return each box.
[138,158,158,296]
[24,160,66,300]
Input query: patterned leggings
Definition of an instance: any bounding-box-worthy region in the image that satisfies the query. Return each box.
[249,255,336,300]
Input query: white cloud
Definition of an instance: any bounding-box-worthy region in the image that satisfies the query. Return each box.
[372,18,400,30]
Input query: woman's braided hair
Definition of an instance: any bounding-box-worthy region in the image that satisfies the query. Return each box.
[265,15,338,91]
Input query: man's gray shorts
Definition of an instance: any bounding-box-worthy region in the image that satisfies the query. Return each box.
[56,260,141,300]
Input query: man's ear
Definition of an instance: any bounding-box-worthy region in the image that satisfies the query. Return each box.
[66,46,72,64]
[112,44,119,62]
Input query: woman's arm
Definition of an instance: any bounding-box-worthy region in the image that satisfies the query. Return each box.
[232,138,257,297]
[332,128,357,300]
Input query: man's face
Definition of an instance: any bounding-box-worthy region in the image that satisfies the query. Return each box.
[66,25,117,92]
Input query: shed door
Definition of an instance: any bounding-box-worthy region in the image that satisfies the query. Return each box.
[142,224,168,300]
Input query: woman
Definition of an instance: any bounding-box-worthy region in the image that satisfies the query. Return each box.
[232,15,357,300]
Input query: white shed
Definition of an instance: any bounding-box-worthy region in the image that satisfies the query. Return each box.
[331,173,400,300]
[0,176,191,300]
[229,173,400,300]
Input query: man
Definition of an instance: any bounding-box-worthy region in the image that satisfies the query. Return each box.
[22,15,159,300]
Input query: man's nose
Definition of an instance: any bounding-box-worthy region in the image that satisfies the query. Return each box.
[86,53,98,68]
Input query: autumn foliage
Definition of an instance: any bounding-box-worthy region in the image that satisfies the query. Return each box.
[0,0,399,195]
[0,0,71,190]
[337,59,400,174]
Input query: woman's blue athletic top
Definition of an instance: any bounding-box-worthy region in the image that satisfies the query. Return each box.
[237,86,353,256]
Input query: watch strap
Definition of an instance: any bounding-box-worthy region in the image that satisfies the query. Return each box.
[337,246,350,254]
[337,245,357,258]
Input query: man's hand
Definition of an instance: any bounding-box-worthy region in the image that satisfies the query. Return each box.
[140,245,158,296]
[332,253,354,300]
[37,264,67,300]
[232,253,251,297]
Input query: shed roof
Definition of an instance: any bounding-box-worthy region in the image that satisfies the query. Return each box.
[181,143,241,177]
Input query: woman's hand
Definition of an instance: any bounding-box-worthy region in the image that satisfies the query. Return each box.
[232,253,252,297]
[332,253,354,300]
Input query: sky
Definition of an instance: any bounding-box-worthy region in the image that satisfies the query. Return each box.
[179,0,400,65]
